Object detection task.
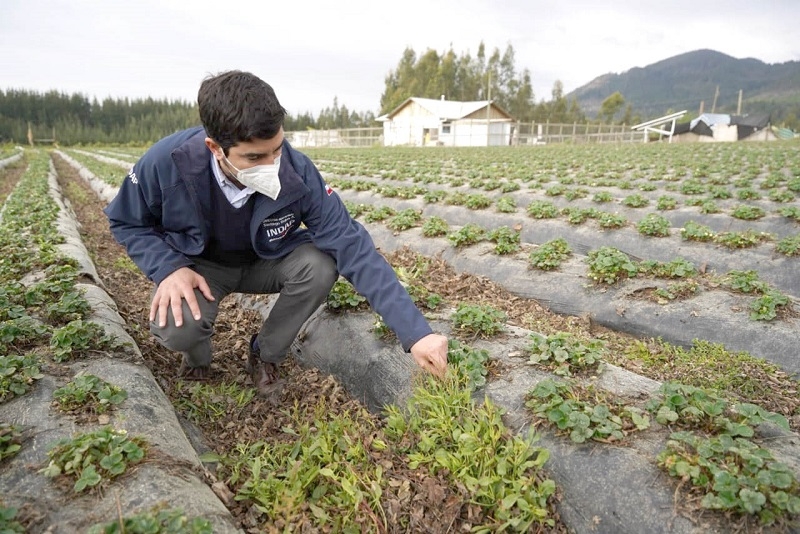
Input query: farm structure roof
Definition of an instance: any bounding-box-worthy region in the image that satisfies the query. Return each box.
[673,112,774,141]
[378,97,514,122]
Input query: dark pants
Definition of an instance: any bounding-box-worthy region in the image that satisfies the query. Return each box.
[150,243,338,367]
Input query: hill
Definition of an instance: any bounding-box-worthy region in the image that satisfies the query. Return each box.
[567,49,800,122]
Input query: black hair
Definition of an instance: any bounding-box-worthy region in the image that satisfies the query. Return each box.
[197,70,286,153]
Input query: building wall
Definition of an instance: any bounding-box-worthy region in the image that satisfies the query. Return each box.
[383,101,513,147]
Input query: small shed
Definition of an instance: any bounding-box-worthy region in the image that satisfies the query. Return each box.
[377,97,514,147]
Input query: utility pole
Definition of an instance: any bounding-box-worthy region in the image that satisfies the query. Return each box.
[699,101,704,115]
[737,90,743,115]
[711,85,720,113]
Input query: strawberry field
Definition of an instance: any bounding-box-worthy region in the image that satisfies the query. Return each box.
[1,140,799,533]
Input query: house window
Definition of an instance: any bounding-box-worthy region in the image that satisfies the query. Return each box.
[441,122,451,134]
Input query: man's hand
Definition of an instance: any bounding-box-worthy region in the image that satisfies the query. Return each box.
[410,333,448,378]
[150,267,214,327]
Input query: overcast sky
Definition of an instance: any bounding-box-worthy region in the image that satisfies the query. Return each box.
[2,0,798,116]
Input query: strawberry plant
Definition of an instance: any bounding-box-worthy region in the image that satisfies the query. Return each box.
[326,279,367,311]
[636,213,670,237]
[451,303,506,337]
[487,226,521,255]
[0,423,23,462]
[447,224,486,248]
[421,216,449,237]
[585,246,638,284]
[447,339,489,390]
[525,379,650,443]
[41,426,147,493]
[528,238,571,271]
[53,374,128,415]
[526,200,559,219]
[87,507,212,534]
[525,332,605,376]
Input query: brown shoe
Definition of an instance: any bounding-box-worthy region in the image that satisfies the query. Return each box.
[247,335,285,399]
[178,354,211,381]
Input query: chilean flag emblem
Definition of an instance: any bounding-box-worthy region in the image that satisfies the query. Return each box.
[325,184,334,196]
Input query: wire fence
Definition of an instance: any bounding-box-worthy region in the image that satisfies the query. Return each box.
[285,121,642,148]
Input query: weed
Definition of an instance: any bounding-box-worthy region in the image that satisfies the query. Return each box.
[209,401,387,531]
[385,373,556,531]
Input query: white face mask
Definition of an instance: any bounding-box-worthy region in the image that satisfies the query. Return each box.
[222,153,282,200]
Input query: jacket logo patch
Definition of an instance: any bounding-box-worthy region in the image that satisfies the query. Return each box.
[262,212,296,242]
[128,167,138,184]
[325,183,333,196]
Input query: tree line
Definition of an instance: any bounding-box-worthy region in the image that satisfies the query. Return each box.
[2,41,637,146]
[380,42,586,124]
[0,89,387,145]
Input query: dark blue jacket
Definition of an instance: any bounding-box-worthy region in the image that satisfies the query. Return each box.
[104,126,432,351]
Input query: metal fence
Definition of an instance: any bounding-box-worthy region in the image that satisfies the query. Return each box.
[286,122,641,148]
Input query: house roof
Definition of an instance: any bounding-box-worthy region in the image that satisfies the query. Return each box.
[381,97,513,121]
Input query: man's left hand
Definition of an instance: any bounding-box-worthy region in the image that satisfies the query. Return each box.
[410,333,448,378]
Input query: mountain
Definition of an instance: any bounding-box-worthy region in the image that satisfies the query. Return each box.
[566,49,800,121]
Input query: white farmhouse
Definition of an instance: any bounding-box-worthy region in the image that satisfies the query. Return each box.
[377,97,515,147]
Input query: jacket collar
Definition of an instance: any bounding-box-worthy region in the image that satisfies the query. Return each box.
[169,128,310,214]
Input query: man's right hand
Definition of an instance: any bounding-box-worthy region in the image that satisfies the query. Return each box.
[150,267,215,327]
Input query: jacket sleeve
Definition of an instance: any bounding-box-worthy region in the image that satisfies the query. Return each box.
[103,159,195,285]
[299,159,433,352]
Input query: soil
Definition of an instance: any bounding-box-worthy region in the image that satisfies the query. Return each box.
[48,152,800,532]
